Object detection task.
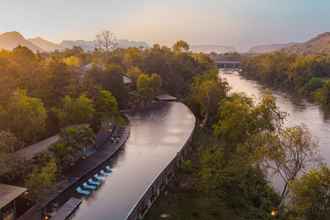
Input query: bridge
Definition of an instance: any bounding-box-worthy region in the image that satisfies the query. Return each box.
[215,60,241,69]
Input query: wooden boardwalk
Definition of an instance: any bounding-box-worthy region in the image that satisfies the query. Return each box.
[18,126,130,220]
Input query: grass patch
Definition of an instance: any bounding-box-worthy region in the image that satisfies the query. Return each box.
[145,188,241,220]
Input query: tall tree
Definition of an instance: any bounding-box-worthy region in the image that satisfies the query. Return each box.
[137,73,161,102]
[25,159,57,200]
[54,95,95,128]
[95,89,119,125]
[260,126,319,203]
[96,30,118,52]
[173,40,190,52]
[289,166,330,220]
[5,90,47,143]
[190,71,229,127]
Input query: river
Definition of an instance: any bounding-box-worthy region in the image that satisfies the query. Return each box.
[220,70,330,191]
[70,102,195,220]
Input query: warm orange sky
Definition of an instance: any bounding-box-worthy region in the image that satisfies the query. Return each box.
[1,0,330,51]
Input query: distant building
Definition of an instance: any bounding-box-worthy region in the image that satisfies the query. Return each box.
[122,74,133,85]
[0,184,27,220]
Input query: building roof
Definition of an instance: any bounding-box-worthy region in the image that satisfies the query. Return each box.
[0,184,27,209]
[15,135,60,161]
[122,75,133,84]
[156,94,177,101]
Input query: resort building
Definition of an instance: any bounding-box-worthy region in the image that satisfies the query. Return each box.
[0,184,27,220]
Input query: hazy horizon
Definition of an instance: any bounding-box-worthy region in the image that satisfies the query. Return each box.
[2,0,330,51]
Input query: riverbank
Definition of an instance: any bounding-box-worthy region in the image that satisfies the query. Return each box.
[18,125,130,220]
[241,53,330,108]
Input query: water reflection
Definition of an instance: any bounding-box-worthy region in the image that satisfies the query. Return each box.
[220,70,330,190]
[70,102,195,220]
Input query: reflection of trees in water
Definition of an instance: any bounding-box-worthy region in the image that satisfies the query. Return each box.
[319,105,330,121]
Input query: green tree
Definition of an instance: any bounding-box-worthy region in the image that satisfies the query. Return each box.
[173,40,190,52]
[200,147,279,220]
[214,93,284,160]
[137,73,161,102]
[25,159,57,200]
[122,48,143,69]
[0,131,23,173]
[304,77,324,93]
[88,64,128,106]
[63,56,81,67]
[95,89,119,122]
[51,125,95,170]
[190,71,229,127]
[0,130,23,153]
[289,166,330,220]
[127,66,144,82]
[213,93,254,149]
[314,80,330,105]
[5,89,47,143]
[260,126,319,203]
[45,60,79,105]
[51,142,75,171]
[54,95,95,128]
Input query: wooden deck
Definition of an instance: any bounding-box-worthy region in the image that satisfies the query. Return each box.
[51,198,82,220]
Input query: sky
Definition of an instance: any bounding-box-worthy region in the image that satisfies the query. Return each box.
[1,0,330,51]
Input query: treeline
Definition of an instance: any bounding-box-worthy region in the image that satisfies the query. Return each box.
[0,38,215,200]
[241,52,330,106]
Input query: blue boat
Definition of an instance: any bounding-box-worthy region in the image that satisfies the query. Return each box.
[100,169,112,176]
[83,182,97,190]
[105,166,112,171]
[94,174,106,181]
[76,187,90,196]
[88,178,101,186]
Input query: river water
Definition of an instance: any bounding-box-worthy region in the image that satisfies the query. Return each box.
[70,102,195,220]
[220,70,330,190]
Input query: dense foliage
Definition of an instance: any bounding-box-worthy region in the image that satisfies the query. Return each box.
[51,125,95,171]
[242,52,330,106]
[288,166,330,220]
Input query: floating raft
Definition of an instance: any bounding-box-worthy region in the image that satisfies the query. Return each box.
[52,198,82,220]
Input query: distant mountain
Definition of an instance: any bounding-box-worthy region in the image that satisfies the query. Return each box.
[0,31,149,53]
[248,43,295,54]
[0,31,44,52]
[117,39,149,49]
[60,40,96,51]
[282,32,330,55]
[60,39,149,51]
[191,45,236,54]
[29,37,63,52]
